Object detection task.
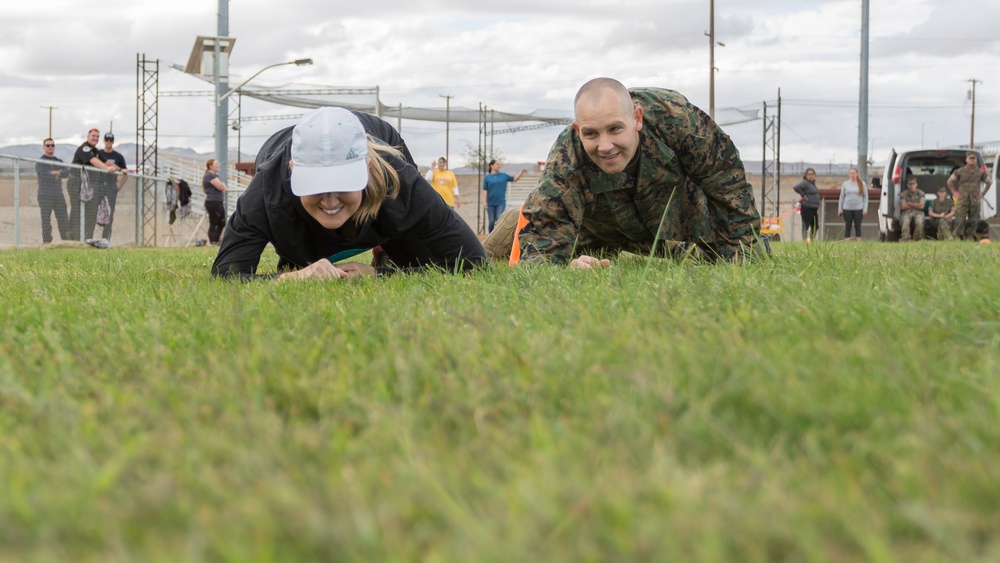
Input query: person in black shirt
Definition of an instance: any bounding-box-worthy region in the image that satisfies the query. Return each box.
[96,132,129,240]
[67,128,120,240]
[202,158,228,245]
[792,168,820,243]
[35,138,70,243]
[211,107,485,280]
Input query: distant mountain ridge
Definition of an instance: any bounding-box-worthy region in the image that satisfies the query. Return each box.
[0,143,246,166]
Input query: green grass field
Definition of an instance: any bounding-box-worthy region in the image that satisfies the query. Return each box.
[1,242,999,562]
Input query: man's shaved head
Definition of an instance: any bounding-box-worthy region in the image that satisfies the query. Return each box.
[574,77,632,118]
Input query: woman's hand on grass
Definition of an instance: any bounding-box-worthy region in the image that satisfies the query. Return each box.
[336,262,377,277]
[278,259,348,281]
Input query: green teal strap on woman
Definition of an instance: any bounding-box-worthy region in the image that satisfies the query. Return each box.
[327,248,368,263]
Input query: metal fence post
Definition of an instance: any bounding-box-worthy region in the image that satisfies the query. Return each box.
[14,160,21,248]
[136,177,143,247]
[819,201,826,242]
[79,168,86,242]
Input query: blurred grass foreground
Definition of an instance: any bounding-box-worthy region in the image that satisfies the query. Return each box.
[1,242,999,561]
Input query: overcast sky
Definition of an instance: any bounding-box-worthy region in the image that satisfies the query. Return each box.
[2,0,998,170]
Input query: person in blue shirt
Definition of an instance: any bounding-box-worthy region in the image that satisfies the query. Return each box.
[482,159,527,232]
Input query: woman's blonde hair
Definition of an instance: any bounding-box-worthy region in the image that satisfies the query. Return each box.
[849,166,866,195]
[353,137,402,224]
[205,158,217,171]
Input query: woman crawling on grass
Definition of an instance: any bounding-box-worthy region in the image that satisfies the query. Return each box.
[211,107,486,280]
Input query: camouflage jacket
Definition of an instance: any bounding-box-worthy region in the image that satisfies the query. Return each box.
[899,188,926,215]
[950,165,988,194]
[518,88,761,264]
[930,197,953,216]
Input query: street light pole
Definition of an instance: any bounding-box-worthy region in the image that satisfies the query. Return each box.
[708,0,715,119]
[218,59,313,104]
[704,0,724,120]
[215,0,230,189]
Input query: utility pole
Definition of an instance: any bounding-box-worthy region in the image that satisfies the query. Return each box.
[440,94,453,162]
[857,0,870,188]
[41,106,57,138]
[967,78,981,149]
[704,0,724,119]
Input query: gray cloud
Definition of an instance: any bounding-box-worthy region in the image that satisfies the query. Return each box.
[1,0,998,167]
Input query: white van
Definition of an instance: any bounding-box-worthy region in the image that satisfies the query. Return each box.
[879,149,998,241]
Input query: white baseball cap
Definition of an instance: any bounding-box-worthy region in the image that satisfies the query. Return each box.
[290,107,369,196]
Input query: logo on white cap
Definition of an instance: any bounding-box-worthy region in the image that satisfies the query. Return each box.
[290,107,369,196]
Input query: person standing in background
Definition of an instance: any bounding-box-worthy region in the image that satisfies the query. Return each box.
[35,138,70,243]
[203,158,227,245]
[837,166,868,242]
[96,132,128,241]
[793,167,820,243]
[947,152,992,241]
[429,156,461,208]
[482,159,527,233]
[67,128,119,240]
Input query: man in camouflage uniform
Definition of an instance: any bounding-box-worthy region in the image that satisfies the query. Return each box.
[947,152,992,240]
[898,177,926,242]
[486,78,763,269]
[927,187,955,240]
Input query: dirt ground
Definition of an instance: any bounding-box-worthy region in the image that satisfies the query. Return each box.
[0,170,867,249]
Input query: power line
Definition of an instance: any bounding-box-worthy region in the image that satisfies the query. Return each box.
[783,99,1000,110]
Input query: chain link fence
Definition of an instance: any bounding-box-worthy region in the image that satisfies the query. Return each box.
[0,153,226,248]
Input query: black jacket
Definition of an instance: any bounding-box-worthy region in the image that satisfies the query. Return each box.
[211,110,485,279]
[177,179,192,206]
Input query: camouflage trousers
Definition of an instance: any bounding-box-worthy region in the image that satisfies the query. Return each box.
[953,191,981,240]
[482,208,520,261]
[927,217,955,240]
[482,207,770,264]
[899,210,924,241]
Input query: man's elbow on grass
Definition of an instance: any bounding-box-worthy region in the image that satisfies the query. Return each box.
[516,245,579,268]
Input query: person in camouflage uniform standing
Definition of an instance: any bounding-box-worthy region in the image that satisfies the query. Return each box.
[489,78,763,269]
[927,186,955,240]
[898,177,926,242]
[947,152,992,241]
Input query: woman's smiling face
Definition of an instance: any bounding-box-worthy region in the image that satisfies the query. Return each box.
[299,191,363,230]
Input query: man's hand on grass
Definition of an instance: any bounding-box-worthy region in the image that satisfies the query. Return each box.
[569,255,611,270]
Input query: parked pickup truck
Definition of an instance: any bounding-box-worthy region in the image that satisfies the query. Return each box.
[879,149,998,241]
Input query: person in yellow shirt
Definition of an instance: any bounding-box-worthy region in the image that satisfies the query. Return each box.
[429,156,461,207]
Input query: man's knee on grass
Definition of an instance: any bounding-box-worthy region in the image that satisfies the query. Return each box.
[482,208,520,261]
